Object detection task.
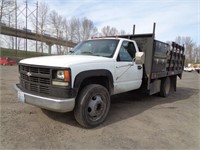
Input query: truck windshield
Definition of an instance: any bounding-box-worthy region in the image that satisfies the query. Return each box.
[69,39,119,58]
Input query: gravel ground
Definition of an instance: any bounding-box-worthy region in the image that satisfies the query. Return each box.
[0,65,199,150]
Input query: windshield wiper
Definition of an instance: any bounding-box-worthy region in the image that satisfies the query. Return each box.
[81,51,94,55]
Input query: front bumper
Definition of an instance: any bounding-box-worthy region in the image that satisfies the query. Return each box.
[14,84,75,112]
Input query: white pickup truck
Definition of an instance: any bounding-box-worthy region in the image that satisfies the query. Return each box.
[15,24,185,128]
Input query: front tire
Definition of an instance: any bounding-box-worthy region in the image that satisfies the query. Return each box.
[74,84,110,128]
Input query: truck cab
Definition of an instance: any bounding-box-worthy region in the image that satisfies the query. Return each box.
[69,38,143,94]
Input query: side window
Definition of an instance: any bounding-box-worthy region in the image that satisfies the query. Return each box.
[117,41,136,62]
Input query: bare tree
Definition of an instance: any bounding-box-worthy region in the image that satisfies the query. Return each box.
[0,0,15,23]
[68,17,80,42]
[67,17,98,43]
[63,18,68,40]
[119,30,126,35]
[193,45,200,63]
[100,26,118,36]
[175,36,196,63]
[80,17,97,40]
[184,37,194,62]
[30,2,49,53]
[1,36,14,49]
[175,36,182,45]
[49,10,64,36]
[17,38,22,50]
[61,18,72,54]
[49,10,65,54]
[38,2,49,53]
[38,2,49,33]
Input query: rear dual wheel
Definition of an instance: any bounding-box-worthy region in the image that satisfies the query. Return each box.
[160,77,171,97]
[74,84,110,128]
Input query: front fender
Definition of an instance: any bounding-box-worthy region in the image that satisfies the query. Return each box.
[74,69,114,93]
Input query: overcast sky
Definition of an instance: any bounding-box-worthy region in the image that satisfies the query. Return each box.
[23,0,199,45]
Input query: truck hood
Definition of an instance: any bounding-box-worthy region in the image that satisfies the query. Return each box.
[19,55,113,67]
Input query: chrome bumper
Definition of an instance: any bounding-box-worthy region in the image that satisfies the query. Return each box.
[14,84,75,112]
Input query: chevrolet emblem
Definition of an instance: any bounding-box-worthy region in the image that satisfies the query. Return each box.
[27,72,32,77]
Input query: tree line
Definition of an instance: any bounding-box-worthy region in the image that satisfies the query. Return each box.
[175,36,200,64]
[0,0,199,63]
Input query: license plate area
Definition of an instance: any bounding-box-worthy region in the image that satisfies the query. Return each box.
[18,91,25,102]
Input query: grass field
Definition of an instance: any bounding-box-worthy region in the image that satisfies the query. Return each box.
[0,47,48,61]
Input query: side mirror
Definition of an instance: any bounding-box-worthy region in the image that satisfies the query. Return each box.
[135,52,145,64]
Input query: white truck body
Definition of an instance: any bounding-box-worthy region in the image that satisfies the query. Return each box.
[15,26,185,128]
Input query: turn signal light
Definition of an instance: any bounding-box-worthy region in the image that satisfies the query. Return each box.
[64,70,70,82]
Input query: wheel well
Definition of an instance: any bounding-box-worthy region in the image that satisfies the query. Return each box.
[78,76,112,95]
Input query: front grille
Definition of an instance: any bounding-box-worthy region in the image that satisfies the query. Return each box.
[20,65,51,95]
[21,74,50,84]
[19,64,73,98]
[20,80,49,94]
[21,65,50,74]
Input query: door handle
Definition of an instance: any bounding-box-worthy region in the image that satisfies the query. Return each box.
[116,63,133,68]
[128,63,134,66]
[138,66,142,70]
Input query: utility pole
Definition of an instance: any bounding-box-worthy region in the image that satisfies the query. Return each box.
[36,1,38,55]
[15,0,17,56]
[25,0,28,56]
[9,13,10,27]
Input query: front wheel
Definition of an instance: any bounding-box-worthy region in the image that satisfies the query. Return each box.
[74,84,110,128]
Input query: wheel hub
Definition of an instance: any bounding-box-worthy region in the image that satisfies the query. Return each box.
[88,95,104,118]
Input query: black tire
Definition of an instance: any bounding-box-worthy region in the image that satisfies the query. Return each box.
[160,77,171,97]
[74,84,110,128]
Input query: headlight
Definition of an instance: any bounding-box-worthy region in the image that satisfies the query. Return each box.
[52,69,71,86]
[55,70,70,81]
[56,70,64,80]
